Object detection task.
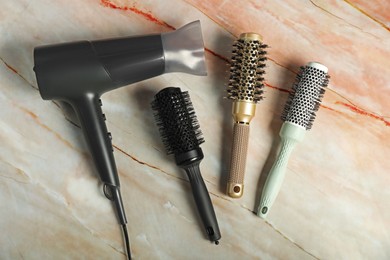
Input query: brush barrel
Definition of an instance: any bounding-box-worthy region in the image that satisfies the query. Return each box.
[257,122,306,218]
[227,123,250,198]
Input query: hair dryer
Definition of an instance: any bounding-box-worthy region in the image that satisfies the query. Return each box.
[33,20,207,259]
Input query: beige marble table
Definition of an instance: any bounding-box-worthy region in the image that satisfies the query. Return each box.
[1,0,389,259]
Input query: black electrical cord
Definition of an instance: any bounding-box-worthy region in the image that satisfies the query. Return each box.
[104,184,132,259]
[121,224,132,260]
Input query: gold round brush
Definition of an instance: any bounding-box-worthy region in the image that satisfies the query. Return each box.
[226,33,267,198]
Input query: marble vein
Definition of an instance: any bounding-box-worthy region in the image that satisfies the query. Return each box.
[112,144,185,183]
[0,57,34,89]
[115,143,217,189]
[343,0,390,32]
[0,174,30,185]
[100,0,175,30]
[309,0,381,39]
[264,221,319,260]
[14,104,79,152]
[182,0,236,38]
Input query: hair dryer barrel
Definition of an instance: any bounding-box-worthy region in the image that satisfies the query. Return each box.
[34,20,206,101]
[92,19,207,85]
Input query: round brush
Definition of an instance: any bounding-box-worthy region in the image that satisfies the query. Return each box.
[226,33,268,198]
[151,87,221,244]
[257,62,330,218]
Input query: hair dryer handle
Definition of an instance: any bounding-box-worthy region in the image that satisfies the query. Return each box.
[72,95,127,226]
[71,94,119,187]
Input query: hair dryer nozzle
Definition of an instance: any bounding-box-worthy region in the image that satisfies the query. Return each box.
[162,21,207,76]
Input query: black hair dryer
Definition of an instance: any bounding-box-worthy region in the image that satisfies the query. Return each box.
[33,20,207,257]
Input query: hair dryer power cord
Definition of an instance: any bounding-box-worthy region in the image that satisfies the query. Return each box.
[104,184,132,260]
[121,224,131,260]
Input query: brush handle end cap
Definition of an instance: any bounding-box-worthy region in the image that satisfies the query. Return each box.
[227,183,244,198]
[257,200,270,219]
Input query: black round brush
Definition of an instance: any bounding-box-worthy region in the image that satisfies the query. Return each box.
[151,87,221,244]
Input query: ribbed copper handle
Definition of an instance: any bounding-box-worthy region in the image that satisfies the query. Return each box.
[227,123,250,198]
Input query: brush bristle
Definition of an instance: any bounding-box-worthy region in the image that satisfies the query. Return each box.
[281,64,330,130]
[151,87,204,155]
[226,37,268,102]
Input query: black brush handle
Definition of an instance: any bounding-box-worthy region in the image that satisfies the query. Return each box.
[183,162,221,243]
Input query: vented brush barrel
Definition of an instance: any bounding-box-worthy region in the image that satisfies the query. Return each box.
[152,87,221,244]
[226,33,267,198]
[257,62,330,218]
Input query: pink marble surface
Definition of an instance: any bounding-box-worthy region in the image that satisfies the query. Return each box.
[0,0,389,259]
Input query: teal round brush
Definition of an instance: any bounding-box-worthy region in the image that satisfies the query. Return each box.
[257,62,330,218]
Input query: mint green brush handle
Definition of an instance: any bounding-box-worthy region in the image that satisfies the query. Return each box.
[257,122,306,218]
